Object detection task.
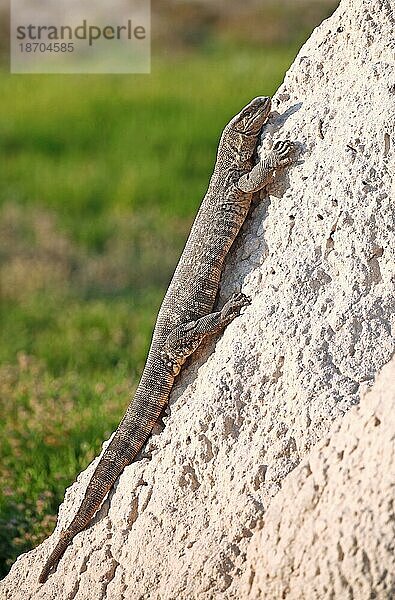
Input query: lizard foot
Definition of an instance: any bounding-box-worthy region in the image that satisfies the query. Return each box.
[221,292,251,321]
[272,140,295,167]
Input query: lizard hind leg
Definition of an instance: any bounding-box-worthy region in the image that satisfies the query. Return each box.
[161,292,251,376]
[219,292,251,324]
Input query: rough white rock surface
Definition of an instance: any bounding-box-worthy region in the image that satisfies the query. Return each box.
[1,0,394,598]
[241,355,395,599]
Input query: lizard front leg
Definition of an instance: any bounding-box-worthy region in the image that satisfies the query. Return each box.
[161,292,250,375]
[238,140,295,193]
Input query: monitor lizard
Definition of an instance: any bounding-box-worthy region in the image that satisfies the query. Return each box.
[39,96,294,583]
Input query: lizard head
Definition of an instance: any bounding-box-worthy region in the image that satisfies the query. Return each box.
[219,97,272,165]
[229,96,272,136]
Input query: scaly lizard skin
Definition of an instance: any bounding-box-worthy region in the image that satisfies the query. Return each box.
[39,96,294,583]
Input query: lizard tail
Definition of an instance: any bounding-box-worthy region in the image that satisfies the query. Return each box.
[39,366,174,584]
[39,531,74,583]
[38,428,143,584]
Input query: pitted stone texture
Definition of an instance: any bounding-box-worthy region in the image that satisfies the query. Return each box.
[242,356,395,599]
[1,0,394,598]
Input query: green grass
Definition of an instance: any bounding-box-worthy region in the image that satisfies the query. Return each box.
[0,42,299,576]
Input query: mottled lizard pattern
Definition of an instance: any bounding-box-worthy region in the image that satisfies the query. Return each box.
[39,96,294,583]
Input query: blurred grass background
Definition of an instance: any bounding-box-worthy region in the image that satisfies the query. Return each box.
[0,0,338,577]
